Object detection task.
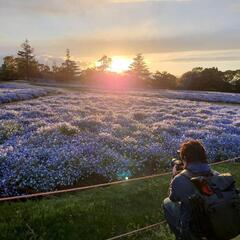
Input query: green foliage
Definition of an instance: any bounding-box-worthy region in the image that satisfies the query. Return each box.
[97,55,112,72]
[133,112,147,121]
[56,49,78,81]
[0,39,240,93]
[0,121,23,144]
[0,56,18,80]
[17,39,37,81]
[152,71,177,89]
[58,123,78,136]
[0,163,239,240]
[37,63,51,79]
[225,70,240,92]
[128,53,151,85]
[179,67,232,92]
[76,118,103,132]
[136,225,175,240]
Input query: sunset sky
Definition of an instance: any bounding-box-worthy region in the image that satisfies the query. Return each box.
[0,0,240,75]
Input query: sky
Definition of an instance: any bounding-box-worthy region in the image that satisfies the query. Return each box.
[0,0,240,75]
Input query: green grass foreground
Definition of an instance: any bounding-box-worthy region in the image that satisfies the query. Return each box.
[0,163,240,240]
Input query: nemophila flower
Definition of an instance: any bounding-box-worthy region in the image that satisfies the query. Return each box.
[0,84,240,196]
[0,84,59,104]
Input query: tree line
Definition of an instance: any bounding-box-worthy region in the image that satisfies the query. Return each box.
[0,40,239,92]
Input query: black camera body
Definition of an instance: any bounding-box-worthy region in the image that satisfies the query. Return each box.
[171,158,184,172]
[171,150,184,172]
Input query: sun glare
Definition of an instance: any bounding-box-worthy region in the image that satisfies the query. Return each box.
[109,57,132,73]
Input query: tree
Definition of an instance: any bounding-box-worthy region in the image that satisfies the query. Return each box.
[179,67,231,92]
[0,56,18,80]
[37,63,51,79]
[179,69,200,90]
[97,55,112,72]
[224,70,236,83]
[152,71,177,89]
[128,53,150,86]
[58,49,80,81]
[230,71,240,92]
[38,63,50,73]
[17,39,36,80]
[51,61,59,80]
[224,70,240,92]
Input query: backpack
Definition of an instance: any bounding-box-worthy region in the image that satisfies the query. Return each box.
[181,170,240,240]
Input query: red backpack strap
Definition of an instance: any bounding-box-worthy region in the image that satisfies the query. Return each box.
[180,169,215,196]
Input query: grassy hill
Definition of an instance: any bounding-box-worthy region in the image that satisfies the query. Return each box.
[0,163,239,240]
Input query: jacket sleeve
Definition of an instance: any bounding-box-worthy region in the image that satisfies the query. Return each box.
[168,176,182,202]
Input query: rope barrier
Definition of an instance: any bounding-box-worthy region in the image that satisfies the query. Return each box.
[0,156,239,203]
[0,171,172,202]
[104,156,240,240]
[106,220,167,240]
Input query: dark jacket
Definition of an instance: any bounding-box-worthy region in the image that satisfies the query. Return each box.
[168,163,219,233]
[169,163,218,202]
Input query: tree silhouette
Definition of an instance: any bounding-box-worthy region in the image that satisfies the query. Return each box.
[97,55,112,72]
[180,67,231,91]
[59,49,79,81]
[0,40,239,93]
[230,71,240,92]
[128,53,150,85]
[0,56,18,80]
[37,63,51,79]
[152,71,177,89]
[17,39,35,81]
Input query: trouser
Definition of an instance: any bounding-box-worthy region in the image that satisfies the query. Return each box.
[163,198,205,240]
[163,197,182,239]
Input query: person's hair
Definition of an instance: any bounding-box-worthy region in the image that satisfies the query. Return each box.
[180,140,207,164]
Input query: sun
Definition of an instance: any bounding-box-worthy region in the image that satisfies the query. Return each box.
[109,57,132,73]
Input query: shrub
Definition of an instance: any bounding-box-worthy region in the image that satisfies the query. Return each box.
[0,120,23,144]
[133,112,147,121]
[75,118,104,132]
[58,123,78,136]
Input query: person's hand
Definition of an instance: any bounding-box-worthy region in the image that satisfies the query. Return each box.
[172,164,178,177]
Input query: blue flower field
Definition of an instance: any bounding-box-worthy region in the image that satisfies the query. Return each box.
[0,83,239,196]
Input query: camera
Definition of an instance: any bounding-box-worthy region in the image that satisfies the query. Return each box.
[171,150,184,172]
[171,158,184,171]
